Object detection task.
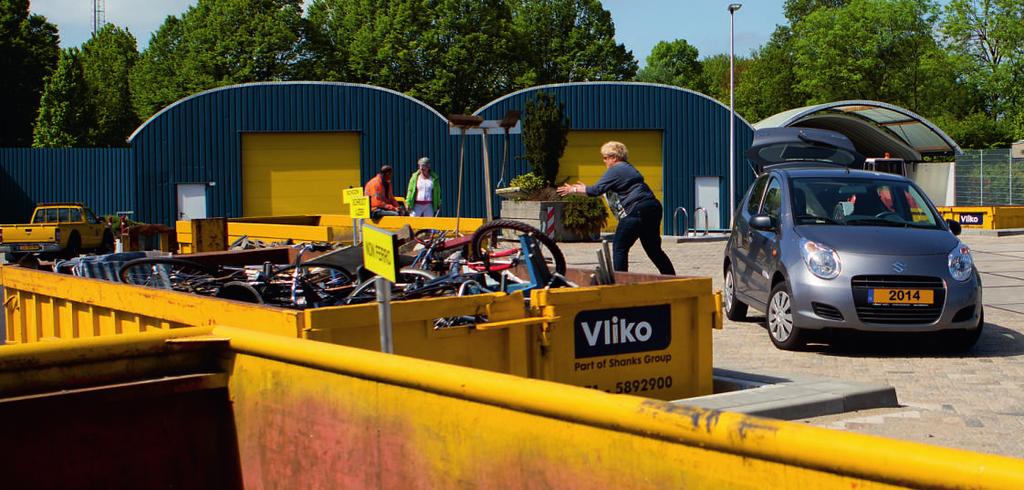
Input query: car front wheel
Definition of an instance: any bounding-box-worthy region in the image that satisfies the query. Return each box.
[724,266,748,321]
[767,281,806,350]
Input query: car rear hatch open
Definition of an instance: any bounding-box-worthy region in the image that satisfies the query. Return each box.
[746,127,865,175]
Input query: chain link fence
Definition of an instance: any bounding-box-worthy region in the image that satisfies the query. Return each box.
[955,149,1024,206]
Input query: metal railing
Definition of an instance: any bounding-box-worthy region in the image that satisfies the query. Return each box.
[956,149,1024,206]
[693,207,710,236]
[672,207,689,237]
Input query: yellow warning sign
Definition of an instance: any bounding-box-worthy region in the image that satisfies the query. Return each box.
[350,197,370,219]
[343,187,364,203]
[361,223,399,282]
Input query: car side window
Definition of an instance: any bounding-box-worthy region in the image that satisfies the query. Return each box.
[44,208,58,223]
[746,175,770,215]
[762,178,783,219]
[58,208,70,222]
[33,209,46,223]
[69,208,82,222]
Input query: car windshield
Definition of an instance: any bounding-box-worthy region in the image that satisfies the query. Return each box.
[789,177,942,229]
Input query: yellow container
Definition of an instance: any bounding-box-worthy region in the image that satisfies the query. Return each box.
[531,275,717,400]
[937,206,1024,229]
[176,214,485,253]
[1,264,718,400]
[1,327,1021,489]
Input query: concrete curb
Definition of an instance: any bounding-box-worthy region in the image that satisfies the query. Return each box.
[960,227,1024,237]
[675,367,899,420]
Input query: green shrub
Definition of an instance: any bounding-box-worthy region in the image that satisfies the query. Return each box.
[522,91,570,185]
[562,194,608,237]
[509,172,547,194]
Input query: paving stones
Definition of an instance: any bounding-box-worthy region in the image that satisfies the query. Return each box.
[558,234,1024,458]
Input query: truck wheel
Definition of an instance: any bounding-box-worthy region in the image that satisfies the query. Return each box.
[64,233,81,259]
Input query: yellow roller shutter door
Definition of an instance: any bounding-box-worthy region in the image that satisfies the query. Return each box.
[557,131,664,232]
[242,132,361,217]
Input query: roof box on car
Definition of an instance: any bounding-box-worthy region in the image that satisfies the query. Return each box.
[746,127,864,174]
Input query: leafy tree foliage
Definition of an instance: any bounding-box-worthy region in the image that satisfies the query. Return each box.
[33,48,95,147]
[734,26,801,122]
[636,39,707,93]
[80,24,139,146]
[0,0,59,147]
[791,0,942,110]
[941,0,1024,138]
[522,92,570,186]
[131,0,304,120]
[510,0,637,86]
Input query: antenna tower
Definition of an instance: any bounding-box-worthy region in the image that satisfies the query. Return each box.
[92,0,106,35]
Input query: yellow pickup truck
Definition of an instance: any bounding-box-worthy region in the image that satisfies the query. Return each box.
[0,203,113,260]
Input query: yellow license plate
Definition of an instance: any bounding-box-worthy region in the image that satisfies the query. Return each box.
[18,245,41,251]
[870,288,933,305]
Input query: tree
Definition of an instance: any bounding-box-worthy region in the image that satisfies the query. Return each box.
[636,39,707,93]
[941,0,1024,138]
[790,0,944,112]
[510,0,637,86]
[131,0,304,120]
[81,24,140,146]
[33,48,95,147]
[734,26,802,122]
[0,0,59,146]
[522,92,570,186]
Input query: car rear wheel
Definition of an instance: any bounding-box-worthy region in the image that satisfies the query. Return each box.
[723,266,748,321]
[767,281,806,350]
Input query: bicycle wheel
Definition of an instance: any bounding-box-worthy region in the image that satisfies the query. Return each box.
[344,269,438,305]
[215,281,264,304]
[262,263,354,308]
[118,258,221,295]
[467,219,567,275]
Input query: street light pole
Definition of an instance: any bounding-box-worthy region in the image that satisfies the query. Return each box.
[728,3,742,228]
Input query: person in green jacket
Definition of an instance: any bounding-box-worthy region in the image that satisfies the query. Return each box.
[406,157,442,217]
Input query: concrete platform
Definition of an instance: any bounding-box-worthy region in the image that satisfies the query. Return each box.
[677,368,899,421]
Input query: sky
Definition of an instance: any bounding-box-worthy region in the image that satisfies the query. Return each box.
[31,0,788,63]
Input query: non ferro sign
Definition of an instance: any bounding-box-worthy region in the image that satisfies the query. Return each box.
[350,197,370,219]
[361,223,399,282]
[343,187,364,203]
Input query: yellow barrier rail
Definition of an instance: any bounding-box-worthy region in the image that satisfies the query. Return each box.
[2,327,1020,488]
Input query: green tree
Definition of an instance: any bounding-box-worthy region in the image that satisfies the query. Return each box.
[931,112,1016,149]
[522,92,571,186]
[0,0,59,147]
[734,26,802,122]
[636,39,707,93]
[791,0,945,112]
[33,48,95,147]
[941,0,1024,137]
[510,0,637,86]
[131,0,304,120]
[81,24,139,146]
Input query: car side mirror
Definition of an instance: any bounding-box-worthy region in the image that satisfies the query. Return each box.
[750,214,776,231]
[946,219,961,236]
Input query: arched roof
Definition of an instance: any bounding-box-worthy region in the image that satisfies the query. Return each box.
[754,100,961,161]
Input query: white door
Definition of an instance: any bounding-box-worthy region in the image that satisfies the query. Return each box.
[694,177,721,230]
[177,184,207,220]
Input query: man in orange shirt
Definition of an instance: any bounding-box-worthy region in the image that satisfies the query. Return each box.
[364,165,405,219]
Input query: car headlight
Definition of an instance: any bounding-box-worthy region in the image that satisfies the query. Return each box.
[800,238,841,280]
[948,242,974,282]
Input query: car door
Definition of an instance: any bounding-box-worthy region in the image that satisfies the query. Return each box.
[745,176,784,306]
[733,175,769,300]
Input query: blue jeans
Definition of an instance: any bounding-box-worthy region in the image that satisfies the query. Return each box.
[613,199,675,275]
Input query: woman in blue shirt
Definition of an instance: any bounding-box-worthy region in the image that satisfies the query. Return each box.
[557,141,675,275]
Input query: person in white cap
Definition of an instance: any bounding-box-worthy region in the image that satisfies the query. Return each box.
[406,156,441,217]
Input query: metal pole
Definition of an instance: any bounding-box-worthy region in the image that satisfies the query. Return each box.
[376,276,393,353]
[481,128,494,223]
[1009,152,1013,205]
[455,128,466,233]
[980,150,984,206]
[728,4,742,228]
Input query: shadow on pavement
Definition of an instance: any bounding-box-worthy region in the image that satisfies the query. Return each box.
[739,316,1024,358]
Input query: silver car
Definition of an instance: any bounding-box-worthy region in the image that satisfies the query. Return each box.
[723,128,983,350]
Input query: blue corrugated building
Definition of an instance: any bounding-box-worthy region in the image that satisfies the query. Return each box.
[2,81,755,231]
